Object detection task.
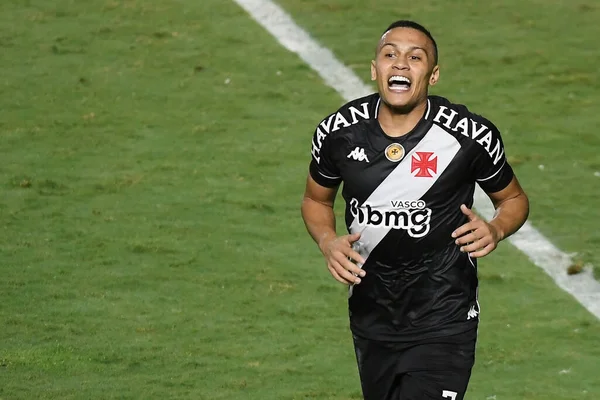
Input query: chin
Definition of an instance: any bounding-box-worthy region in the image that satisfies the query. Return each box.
[384,89,428,112]
[384,97,417,113]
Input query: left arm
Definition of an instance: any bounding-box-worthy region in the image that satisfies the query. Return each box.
[452,176,529,258]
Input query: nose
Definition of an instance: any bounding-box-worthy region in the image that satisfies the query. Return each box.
[392,57,409,70]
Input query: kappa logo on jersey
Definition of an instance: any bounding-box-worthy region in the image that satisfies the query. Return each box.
[311,102,370,164]
[349,198,432,238]
[347,147,369,162]
[467,305,480,320]
[411,151,438,177]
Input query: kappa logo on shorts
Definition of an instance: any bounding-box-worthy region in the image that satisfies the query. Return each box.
[467,305,480,320]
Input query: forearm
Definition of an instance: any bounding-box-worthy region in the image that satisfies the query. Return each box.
[301,196,337,251]
[490,192,530,241]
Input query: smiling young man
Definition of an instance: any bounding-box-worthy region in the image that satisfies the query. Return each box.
[301,20,529,400]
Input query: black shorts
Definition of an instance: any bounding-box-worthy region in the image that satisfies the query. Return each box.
[353,332,476,400]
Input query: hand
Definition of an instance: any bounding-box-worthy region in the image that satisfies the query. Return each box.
[452,204,501,258]
[319,232,366,285]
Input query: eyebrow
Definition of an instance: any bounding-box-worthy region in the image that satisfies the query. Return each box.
[380,43,428,53]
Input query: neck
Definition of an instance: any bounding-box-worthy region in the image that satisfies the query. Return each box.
[377,99,428,137]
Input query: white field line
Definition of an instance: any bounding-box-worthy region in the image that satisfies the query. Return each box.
[233,0,600,320]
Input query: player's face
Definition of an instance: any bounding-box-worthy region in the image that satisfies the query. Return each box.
[371,27,439,112]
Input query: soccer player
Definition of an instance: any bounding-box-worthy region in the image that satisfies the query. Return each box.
[300,20,529,400]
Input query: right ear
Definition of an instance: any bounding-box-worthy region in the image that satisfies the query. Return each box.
[370,60,377,81]
[429,64,440,86]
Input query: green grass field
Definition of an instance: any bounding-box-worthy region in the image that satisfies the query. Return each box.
[1,1,599,399]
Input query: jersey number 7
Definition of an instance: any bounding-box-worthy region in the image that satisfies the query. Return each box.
[442,390,458,400]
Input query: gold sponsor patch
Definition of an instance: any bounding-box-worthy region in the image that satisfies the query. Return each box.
[385,143,405,162]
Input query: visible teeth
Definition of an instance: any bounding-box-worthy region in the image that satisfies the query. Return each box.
[389,76,411,84]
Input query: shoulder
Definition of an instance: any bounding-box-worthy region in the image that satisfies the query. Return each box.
[313,93,380,137]
[428,95,500,138]
[311,93,378,165]
[428,95,507,166]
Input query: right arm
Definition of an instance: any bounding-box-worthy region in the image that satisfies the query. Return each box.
[301,175,365,285]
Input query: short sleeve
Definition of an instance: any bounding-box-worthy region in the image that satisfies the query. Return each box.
[308,122,342,188]
[471,122,514,193]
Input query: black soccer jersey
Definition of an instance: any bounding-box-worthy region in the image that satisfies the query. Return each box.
[309,94,514,342]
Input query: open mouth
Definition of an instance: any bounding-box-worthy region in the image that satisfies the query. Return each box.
[388,75,411,92]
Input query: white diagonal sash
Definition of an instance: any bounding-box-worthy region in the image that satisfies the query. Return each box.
[349,125,461,261]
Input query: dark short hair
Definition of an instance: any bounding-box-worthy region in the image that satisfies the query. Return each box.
[382,20,438,65]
